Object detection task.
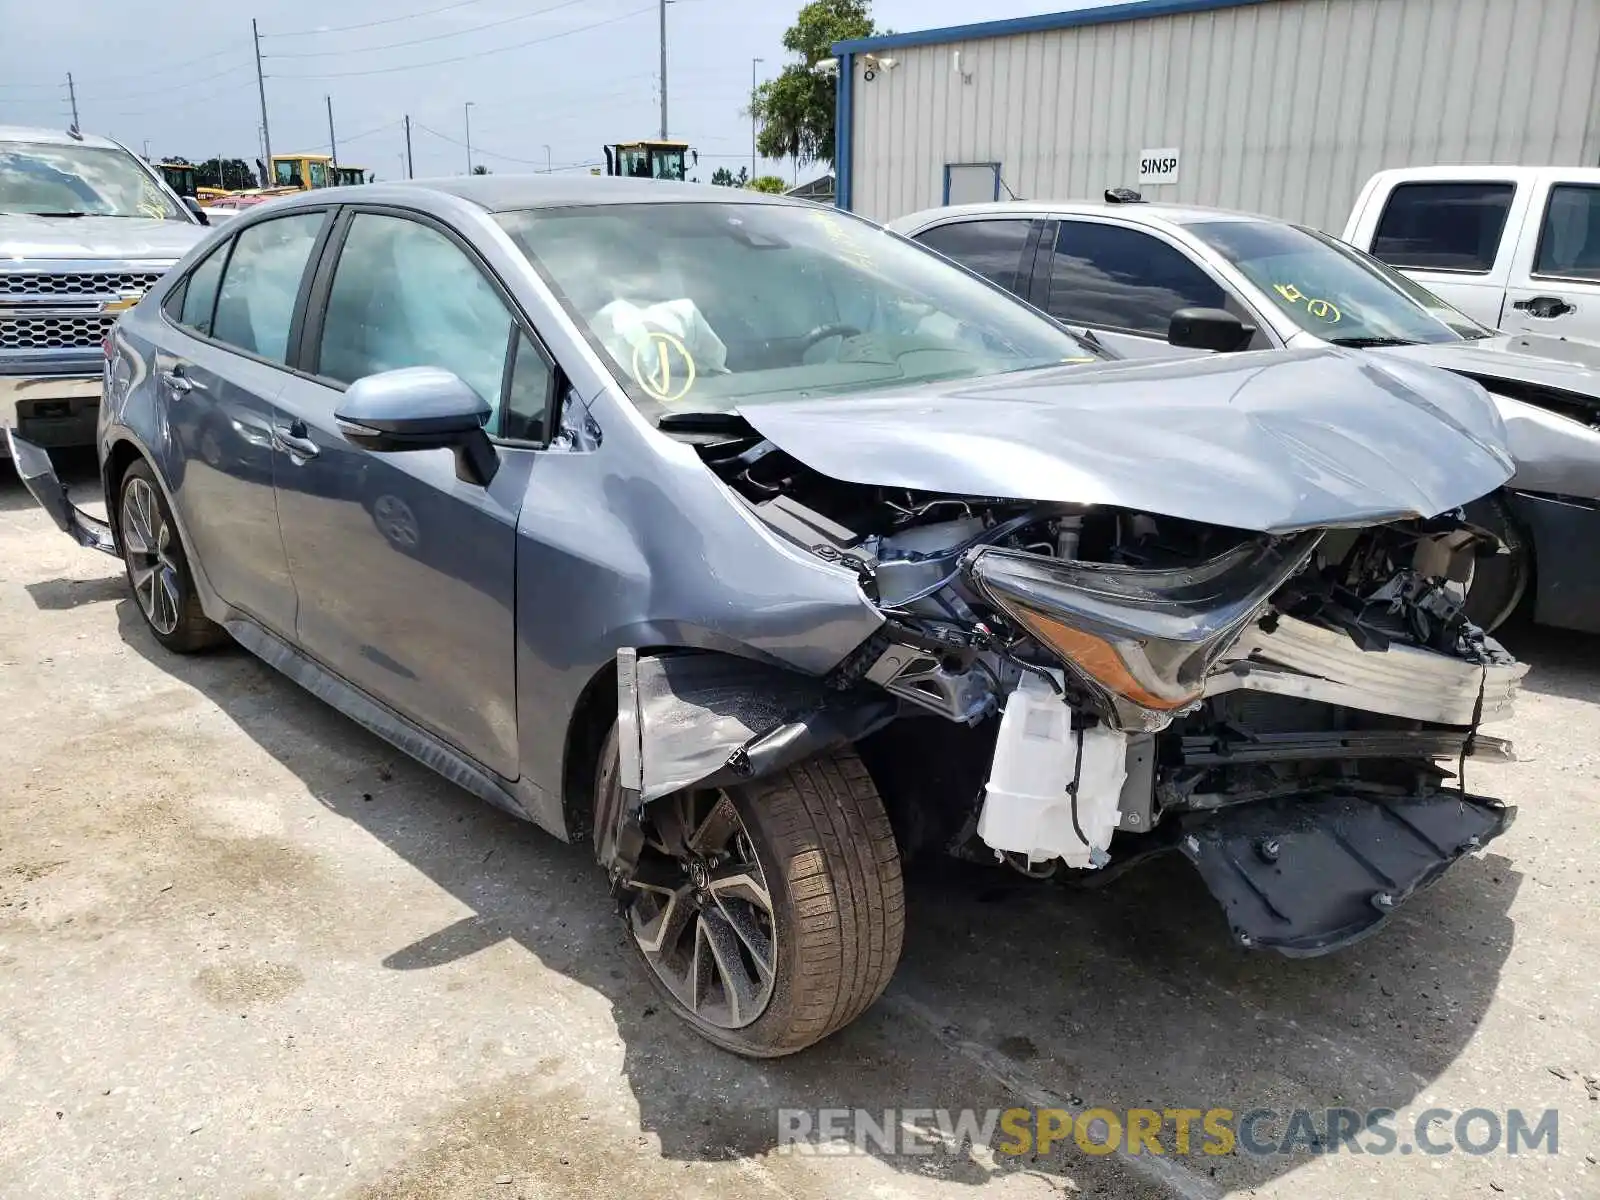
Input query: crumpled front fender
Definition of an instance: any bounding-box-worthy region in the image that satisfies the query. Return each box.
[596,648,897,874]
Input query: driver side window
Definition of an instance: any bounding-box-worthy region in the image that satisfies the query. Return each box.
[315,212,555,442]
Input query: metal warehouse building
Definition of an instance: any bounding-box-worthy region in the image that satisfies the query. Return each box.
[832,0,1600,229]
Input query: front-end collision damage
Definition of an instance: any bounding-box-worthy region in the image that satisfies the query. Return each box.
[597,648,896,878]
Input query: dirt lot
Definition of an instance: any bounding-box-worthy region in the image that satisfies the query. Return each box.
[1,455,1597,1199]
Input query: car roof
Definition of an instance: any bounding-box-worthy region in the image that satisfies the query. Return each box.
[1364,163,1600,185]
[0,124,126,151]
[387,174,813,213]
[888,199,1275,233]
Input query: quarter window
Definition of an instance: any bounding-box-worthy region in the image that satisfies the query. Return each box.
[164,241,229,337]
[913,220,1033,292]
[316,212,545,439]
[1370,182,1515,273]
[210,212,324,363]
[1534,184,1600,280]
[1047,221,1226,336]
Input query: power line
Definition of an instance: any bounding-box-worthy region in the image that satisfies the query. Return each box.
[1,44,245,92]
[264,0,497,38]
[79,62,250,105]
[263,0,591,59]
[267,5,654,79]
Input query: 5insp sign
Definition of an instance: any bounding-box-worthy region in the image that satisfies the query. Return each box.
[1138,148,1180,185]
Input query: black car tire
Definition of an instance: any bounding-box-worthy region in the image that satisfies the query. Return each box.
[599,726,905,1057]
[1462,493,1531,634]
[117,459,227,654]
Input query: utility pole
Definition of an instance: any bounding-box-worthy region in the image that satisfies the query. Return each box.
[542,144,551,174]
[658,0,668,139]
[750,57,763,181]
[65,73,79,131]
[252,19,274,186]
[326,95,338,166]
[403,115,413,179]
[463,101,474,174]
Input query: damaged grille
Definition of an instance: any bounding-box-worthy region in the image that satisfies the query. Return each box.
[0,271,162,297]
[0,314,117,351]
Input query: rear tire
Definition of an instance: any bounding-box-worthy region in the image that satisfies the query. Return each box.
[117,459,226,654]
[600,728,905,1057]
[1462,493,1531,633]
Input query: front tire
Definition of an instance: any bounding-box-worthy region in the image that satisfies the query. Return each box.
[599,729,905,1057]
[1462,493,1531,633]
[117,459,226,653]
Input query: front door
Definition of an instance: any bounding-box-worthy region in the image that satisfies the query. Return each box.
[272,208,556,779]
[1031,219,1251,359]
[153,210,330,636]
[1502,180,1600,341]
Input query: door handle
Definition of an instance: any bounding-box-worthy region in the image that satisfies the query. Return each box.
[1512,295,1575,319]
[272,419,320,461]
[159,366,194,395]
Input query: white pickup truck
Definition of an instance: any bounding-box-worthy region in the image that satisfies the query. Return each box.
[1343,165,1600,341]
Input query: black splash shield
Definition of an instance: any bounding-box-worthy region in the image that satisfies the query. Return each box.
[1177,788,1514,957]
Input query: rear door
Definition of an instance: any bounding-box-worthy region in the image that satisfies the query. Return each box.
[1030,218,1257,358]
[1360,178,1525,329]
[1501,175,1600,341]
[149,209,332,636]
[907,218,1042,297]
[271,206,556,779]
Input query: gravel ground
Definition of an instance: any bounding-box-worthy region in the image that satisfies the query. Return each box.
[0,454,1596,1199]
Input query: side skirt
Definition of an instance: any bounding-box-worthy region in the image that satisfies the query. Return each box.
[223,616,542,829]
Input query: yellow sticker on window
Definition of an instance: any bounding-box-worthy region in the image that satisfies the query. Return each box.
[1272,283,1341,323]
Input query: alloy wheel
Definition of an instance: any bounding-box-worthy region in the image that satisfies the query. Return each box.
[121,476,182,636]
[627,790,778,1030]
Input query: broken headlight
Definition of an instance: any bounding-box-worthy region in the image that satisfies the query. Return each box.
[964,533,1322,731]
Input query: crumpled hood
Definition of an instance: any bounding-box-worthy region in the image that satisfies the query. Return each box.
[1374,332,1600,397]
[0,214,204,261]
[1371,335,1600,499]
[733,347,1515,534]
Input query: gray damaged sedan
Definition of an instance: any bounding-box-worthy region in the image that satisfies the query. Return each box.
[9,178,1528,1056]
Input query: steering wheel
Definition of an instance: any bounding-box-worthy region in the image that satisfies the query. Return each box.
[798,323,863,354]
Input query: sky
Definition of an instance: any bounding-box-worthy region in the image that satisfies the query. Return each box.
[0,0,1094,184]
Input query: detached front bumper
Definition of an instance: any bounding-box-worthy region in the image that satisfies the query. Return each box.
[0,371,101,456]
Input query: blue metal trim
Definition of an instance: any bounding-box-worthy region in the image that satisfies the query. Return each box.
[833,0,1269,55]
[835,52,854,210]
[942,162,1001,204]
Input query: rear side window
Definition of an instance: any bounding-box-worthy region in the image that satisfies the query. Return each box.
[211,213,325,363]
[164,242,229,337]
[1534,184,1600,280]
[1047,221,1226,335]
[913,219,1033,293]
[1371,182,1515,273]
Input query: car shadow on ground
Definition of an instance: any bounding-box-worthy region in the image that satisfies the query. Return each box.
[93,589,1526,1195]
[1495,619,1600,704]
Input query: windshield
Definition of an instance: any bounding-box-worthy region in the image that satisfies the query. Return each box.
[497,202,1098,416]
[1185,220,1489,346]
[0,141,183,219]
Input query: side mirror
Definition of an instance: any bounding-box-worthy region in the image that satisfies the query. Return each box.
[335,367,498,485]
[182,196,209,226]
[1168,307,1255,353]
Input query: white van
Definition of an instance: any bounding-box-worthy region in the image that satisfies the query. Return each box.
[1343,165,1600,340]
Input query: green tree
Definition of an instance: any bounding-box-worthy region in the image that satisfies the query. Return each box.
[711,165,750,187]
[750,0,875,168]
[747,175,788,194]
[471,164,491,175]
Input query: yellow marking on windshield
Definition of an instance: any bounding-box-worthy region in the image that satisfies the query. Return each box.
[631,330,696,403]
[1273,283,1342,324]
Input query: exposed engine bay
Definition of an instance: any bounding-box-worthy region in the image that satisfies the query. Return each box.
[607,422,1525,955]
